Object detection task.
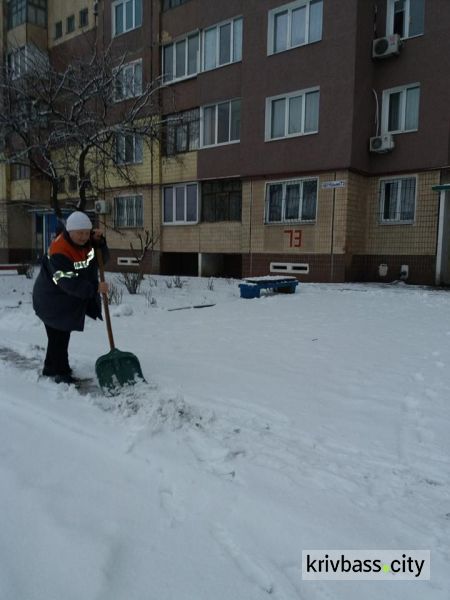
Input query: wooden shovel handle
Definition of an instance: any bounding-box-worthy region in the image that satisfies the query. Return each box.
[96,248,115,350]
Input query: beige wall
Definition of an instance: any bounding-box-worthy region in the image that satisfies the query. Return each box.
[364,170,440,256]
[248,172,349,256]
[104,186,161,253]
[48,0,95,48]
[161,153,197,184]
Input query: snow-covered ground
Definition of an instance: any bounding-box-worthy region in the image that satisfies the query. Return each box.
[0,271,449,600]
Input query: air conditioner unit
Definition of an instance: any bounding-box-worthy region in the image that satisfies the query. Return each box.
[372,34,402,59]
[94,200,109,214]
[369,134,395,154]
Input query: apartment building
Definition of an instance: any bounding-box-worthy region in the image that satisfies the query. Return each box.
[1,0,450,285]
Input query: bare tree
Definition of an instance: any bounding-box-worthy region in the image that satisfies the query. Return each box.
[0,40,164,219]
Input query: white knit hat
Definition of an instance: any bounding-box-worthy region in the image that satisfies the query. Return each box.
[65,211,93,231]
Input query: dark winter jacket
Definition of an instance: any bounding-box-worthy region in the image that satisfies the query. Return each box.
[33,231,109,332]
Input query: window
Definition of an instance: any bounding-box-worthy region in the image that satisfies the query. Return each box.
[115,133,143,164]
[163,183,198,224]
[266,88,319,140]
[68,175,78,192]
[79,8,88,28]
[382,84,420,134]
[7,0,46,29]
[54,20,62,39]
[163,0,191,10]
[379,176,416,223]
[202,17,243,71]
[11,162,30,180]
[387,0,424,38]
[112,0,142,36]
[7,0,26,29]
[114,195,143,228]
[66,14,75,33]
[265,178,318,223]
[164,109,199,155]
[114,60,143,101]
[7,46,27,79]
[162,32,199,83]
[27,0,46,26]
[201,180,242,222]
[201,99,240,147]
[57,177,66,193]
[268,0,323,55]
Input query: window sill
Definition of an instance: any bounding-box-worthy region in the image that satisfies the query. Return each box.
[163,221,199,226]
[201,59,242,74]
[264,220,316,226]
[112,26,142,39]
[267,38,322,57]
[163,72,198,86]
[265,131,318,142]
[200,140,240,149]
[379,220,415,226]
[383,128,418,136]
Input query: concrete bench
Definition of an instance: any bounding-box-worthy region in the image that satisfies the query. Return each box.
[239,276,299,299]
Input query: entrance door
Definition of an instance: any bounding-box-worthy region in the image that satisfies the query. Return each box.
[35,212,69,258]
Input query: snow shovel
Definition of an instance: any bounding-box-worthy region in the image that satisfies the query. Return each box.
[94,249,144,392]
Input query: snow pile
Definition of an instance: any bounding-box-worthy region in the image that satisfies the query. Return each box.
[0,274,449,600]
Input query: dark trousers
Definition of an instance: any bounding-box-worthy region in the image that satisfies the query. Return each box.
[43,324,71,376]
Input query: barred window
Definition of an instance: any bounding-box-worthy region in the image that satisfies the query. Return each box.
[379,176,416,223]
[164,109,199,155]
[265,178,317,223]
[201,179,242,222]
[114,195,143,228]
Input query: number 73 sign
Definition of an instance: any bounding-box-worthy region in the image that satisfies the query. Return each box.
[284,229,302,248]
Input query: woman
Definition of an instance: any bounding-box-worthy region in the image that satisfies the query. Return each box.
[33,211,109,384]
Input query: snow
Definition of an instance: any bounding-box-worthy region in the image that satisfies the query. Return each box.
[0,272,449,599]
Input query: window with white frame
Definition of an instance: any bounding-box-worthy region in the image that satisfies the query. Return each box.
[201,99,240,147]
[265,178,318,223]
[163,183,198,224]
[114,60,143,101]
[112,0,142,37]
[382,84,420,134]
[162,32,199,83]
[379,177,416,223]
[164,108,199,155]
[202,17,243,71]
[268,0,323,55]
[114,195,143,227]
[387,0,424,38]
[115,133,143,164]
[266,88,319,140]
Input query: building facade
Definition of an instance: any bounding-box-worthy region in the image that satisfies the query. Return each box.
[1,0,450,285]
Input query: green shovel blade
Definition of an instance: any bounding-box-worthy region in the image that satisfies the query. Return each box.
[95,348,144,391]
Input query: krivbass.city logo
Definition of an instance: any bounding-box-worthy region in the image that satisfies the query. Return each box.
[302,550,430,581]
